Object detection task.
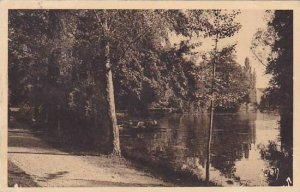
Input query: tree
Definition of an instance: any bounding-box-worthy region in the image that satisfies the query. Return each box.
[9,10,52,122]
[195,9,241,184]
[251,10,275,67]
[266,11,293,113]
[90,10,199,155]
[266,11,293,157]
[9,10,250,161]
[252,10,293,144]
[68,10,205,154]
[251,10,293,184]
[9,10,203,154]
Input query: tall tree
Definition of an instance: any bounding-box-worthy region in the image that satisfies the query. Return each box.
[197,10,241,184]
[82,10,196,155]
[9,10,199,154]
[251,10,293,185]
[252,10,293,145]
[266,11,293,152]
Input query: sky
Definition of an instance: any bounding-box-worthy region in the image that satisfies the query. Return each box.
[234,10,271,88]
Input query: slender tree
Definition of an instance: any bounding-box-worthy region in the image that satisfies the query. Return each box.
[199,10,241,184]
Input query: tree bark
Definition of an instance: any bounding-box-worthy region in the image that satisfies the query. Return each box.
[103,13,121,156]
[104,43,121,156]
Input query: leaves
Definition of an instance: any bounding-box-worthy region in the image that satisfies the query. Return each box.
[254,11,293,111]
[9,9,254,124]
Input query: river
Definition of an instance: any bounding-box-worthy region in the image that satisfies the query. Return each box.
[120,111,292,186]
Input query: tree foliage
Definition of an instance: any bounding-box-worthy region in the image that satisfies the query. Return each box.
[252,10,293,181]
[9,9,254,151]
[252,10,293,112]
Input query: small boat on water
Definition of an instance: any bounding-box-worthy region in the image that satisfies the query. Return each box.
[121,119,159,130]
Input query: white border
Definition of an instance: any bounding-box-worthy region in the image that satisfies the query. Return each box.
[0,1,299,192]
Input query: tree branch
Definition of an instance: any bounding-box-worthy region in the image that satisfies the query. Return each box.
[250,47,267,67]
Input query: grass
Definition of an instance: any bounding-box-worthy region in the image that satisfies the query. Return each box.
[8,161,39,187]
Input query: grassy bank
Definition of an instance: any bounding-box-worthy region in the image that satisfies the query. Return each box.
[8,161,39,187]
[122,151,219,187]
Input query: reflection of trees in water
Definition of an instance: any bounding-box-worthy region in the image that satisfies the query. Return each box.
[121,112,263,184]
[258,140,292,186]
[210,113,256,179]
[121,114,210,171]
[280,113,293,155]
[161,114,209,165]
[121,112,293,186]
[258,112,293,186]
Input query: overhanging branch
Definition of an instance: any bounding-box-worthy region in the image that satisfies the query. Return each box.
[250,47,267,67]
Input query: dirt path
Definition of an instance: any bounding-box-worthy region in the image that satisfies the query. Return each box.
[8,123,171,187]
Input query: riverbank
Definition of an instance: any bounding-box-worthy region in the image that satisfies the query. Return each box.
[8,117,252,187]
[8,120,172,187]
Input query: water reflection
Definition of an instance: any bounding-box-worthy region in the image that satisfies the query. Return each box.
[120,111,290,186]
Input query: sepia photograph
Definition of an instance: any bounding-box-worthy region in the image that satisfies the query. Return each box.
[2,3,296,189]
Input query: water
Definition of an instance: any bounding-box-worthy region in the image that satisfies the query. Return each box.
[120,111,289,186]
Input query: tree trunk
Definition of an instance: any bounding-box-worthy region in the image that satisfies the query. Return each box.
[206,99,214,185]
[104,42,121,156]
[206,36,218,185]
[103,13,121,156]
[56,105,62,138]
